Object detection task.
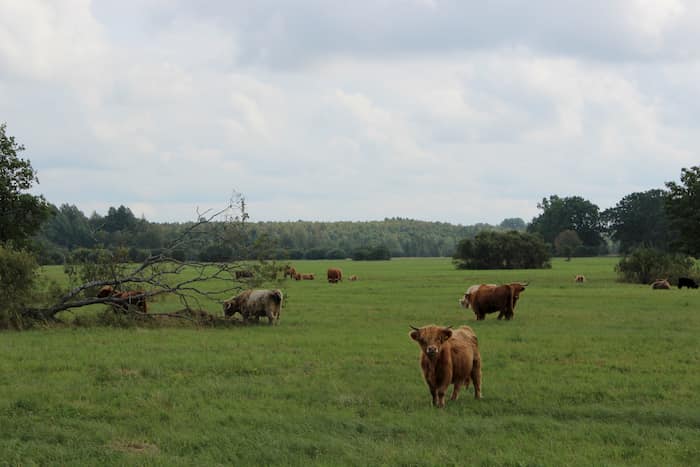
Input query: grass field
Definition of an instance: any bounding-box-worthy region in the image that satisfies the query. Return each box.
[1,257,699,466]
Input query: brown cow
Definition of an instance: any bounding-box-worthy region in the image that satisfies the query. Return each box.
[574,275,586,283]
[223,289,284,324]
[459,284,496,309]
[409,325,482,408]
[470,283,526,320]
[235,270,254,279]
[327,268,343,283]
[284,266,297,279]
[301,273,315,280]
[651,279,671,290]
[96,285,148,313]
[349,275,358,281]
[294,273,302,281]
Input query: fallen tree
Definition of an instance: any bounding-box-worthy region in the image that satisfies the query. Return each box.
[18,194,284,325]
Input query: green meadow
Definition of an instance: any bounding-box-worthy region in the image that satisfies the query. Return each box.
[1,257,699,466]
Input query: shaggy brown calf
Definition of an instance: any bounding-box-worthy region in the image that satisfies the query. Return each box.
[574,275,586,283]
[301,273,315,280]
[327,268,343,283]
[96,285,148,313]
[409,325,482,408]
[349,275,358,281]
[469,283,526,320]
[284,266,297,278]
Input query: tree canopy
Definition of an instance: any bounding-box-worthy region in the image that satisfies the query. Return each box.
[0,123,51,247]
[665,166,700,257]
[528,195,603,252]
[602,189,673,254]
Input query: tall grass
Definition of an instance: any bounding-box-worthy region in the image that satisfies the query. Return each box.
[1,258,698,465]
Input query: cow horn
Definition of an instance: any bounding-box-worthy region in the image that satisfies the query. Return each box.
[409,325,420,331]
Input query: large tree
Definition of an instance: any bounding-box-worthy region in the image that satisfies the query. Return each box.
[0,122,51,247]
[602,189,672,254]
[666,166,700,256]
[528,195,603,250]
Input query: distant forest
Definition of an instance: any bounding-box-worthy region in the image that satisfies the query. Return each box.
[34,204,527,264]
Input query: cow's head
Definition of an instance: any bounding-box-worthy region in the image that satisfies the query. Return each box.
[223,300,236,317]
[459,293,470,308]
[509,283,527,300]
[409,325,453,359]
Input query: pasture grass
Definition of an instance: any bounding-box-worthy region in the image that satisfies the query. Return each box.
[1,257,699,465]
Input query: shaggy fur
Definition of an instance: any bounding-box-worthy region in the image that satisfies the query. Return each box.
[223,289,284,325]
[409,325,482,408]
[470,283,526,320]
[327,268,343,284]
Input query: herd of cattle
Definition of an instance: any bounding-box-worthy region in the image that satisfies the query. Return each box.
[94,265,699,408]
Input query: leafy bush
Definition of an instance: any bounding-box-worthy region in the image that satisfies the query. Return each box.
[352,245,391,261]
[0,245,39,329]
[615,248,697,284]
[453,231,551,269]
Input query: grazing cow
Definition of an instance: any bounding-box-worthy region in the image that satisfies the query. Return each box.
[223,289,284,324]
[574,275,586,283]
[284,266,297,279]
[470,283,526,320]
[677,277,699,289]
[235,270,254,279]
[96,285,148,313]
[459,284,496,309]
[301,273,315,280]
[651,279,671,290]
[409,325,482,408]
[327,268,343,283]
[349,275,358,281]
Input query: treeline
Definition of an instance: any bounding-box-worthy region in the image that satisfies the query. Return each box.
[33,205,527,264]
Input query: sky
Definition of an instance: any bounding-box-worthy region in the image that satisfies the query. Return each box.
[1,0,698,225]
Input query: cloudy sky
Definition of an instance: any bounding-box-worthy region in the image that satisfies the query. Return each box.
[1,0,698,225]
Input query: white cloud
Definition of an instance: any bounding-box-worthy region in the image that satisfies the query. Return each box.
[3,0,700,226]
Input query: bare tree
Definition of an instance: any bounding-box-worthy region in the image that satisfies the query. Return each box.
[21,193,283,324]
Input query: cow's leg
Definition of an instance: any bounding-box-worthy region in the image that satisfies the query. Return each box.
[471,358,482,399]
[450,382,462,401]
[430,387,438,407]
[497,311,504,320]
[437,389,447,408]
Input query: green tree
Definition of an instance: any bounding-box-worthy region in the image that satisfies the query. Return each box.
[554,229,583,260]
[499,217,526,231]
[665,166,700,256]
[41,203,95,250]
[602,189,672,254]
[0,122,51,247]
[528,195,603,250]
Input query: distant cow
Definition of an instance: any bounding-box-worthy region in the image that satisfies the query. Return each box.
[301,273,315,280]
[349,275,358,281]
[96,285,148,313]
[677,277,699,289]
[294,273,302,281]
[235,270,254,279]
[223,289,284,325]
[651,279,671,290]
[574,275,586,283]
[327,268,343,283]
[409,325,482,408]
[469,283,527,320]
[284,266,297,279]
[459,284,496,309]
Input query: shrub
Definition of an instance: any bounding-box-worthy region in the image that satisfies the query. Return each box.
[615,248,697,284]
[453,231,550,269]
[0,245,39,329]
[352,245,391,261]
